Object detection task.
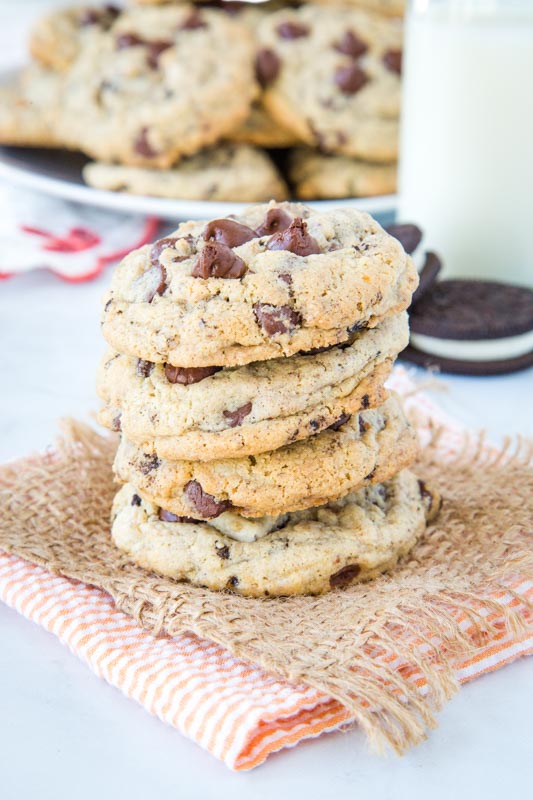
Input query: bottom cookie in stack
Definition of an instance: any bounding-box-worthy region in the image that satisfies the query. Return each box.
[112,470,440,597]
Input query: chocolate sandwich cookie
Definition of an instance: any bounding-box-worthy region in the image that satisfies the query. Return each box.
[384,222,443,305]
[403,279,533,375]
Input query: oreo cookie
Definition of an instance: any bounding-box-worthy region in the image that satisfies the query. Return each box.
[403,279,533,376]
[385,223,423,256]
[411,252,442,305]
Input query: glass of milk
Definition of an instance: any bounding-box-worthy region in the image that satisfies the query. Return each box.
[398,0,533,288]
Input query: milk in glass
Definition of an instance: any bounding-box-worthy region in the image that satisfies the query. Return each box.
[398,0,533,287]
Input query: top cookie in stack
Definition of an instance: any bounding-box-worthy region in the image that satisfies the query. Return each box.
[101,202,416,367]
[98,202,441,596]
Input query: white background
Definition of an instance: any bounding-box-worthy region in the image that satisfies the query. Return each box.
[0,3,532,798]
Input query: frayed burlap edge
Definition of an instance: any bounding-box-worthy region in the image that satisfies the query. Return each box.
[0,419,532,756]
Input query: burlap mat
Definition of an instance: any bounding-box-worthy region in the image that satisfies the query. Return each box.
[0,418,531,755]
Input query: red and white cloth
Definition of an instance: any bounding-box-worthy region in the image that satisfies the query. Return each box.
[0,186,159,281]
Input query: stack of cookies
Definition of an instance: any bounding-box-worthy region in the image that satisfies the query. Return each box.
[97,201,440,596]
[0,1,402,201]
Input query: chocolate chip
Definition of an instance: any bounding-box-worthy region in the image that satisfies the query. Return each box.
[364,468,376,481]
[134,127,158,158]
[203,218,256,247]
[328,413,351,431]
[385,223,422,255]
[338,332,358,350]
[255,207,292,236]
[150,237,179,267]
[336,130,348,146]
[79,10,100,27]
[266,217,321,256]
[199,0,242,14]
[104,298,112,312]
[80,5,120,27]
[383,49,402,75]
[141,264,167,302]
[158,508,201,523]
[347,321,368,335]
[359,417,370,435]
[278,272,293,286]
[255,48,281,87]
[180,9,207,29]
[334,63,368,95]
[115,33,145,50]
[418,479,434,512]
[136,359,154,378]
[334,30,367,58]
[329,564,361,588]
[273,515,290,532]
[254,303,301,336]
[346,322,368,336]
[215,544,230,560]
[139,453,160,474]
[192,242,247,279]
[375,484,388,502]
[131,494,142,507]
[164,364,221,384]
[184,480,230,518]
[276,21,309,39]
[299,342,338,356]
[111,413,121,432]
[218,1,247,15]
[146,40,172,69]
[227,576,239,588]
[310,419,322,431]
[361,394,370,409]
[223,402,252,428]
[307,121,329,152]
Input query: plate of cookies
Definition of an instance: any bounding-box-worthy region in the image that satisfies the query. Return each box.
[0,0,402,220]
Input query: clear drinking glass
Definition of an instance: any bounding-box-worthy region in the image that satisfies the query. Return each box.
[398,0,533,287]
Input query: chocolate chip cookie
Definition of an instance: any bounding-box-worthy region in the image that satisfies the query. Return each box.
[29,4,122,72]
[257,5,403,161]
[111,468,439,596]
[0,65,65,148]
[112,395,418,518]
[289,147,397,199]
[227,103,300,149]
[98,312,408,460]
[101,202,418,368]
[57,5,258,167]
[82,144,288,201]
[310,0,405,19]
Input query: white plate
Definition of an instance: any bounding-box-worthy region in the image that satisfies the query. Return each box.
[0,145,397,222]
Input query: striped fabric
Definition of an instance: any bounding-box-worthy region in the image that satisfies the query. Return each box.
[0,370,531,770]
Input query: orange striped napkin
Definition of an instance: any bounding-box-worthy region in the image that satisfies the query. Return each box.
[0,369,531,770]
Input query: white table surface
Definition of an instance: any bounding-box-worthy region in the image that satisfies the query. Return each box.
[1,4,533,799]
